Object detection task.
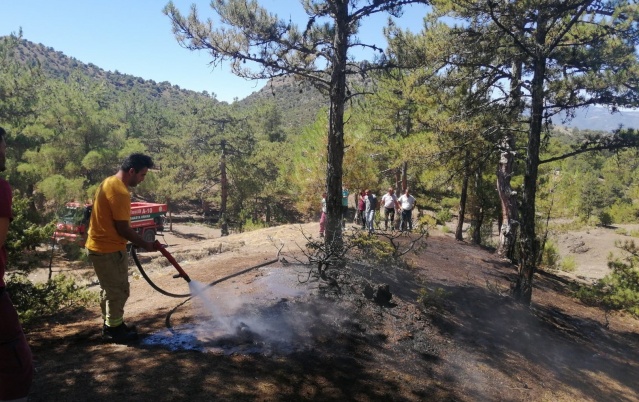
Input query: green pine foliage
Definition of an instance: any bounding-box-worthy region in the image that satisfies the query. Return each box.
[539,240,561,270]
[5,195,55,270]
[6,273,98,326]
[577,240,639,316]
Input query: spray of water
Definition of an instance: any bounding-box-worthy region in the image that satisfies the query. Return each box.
[188,276,294,341]
[188,280,233,331]
[143,266,342,354]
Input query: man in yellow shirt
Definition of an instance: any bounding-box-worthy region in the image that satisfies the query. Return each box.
[86,153,157,343]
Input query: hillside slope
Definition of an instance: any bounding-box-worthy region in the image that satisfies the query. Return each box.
[10,36,639,134]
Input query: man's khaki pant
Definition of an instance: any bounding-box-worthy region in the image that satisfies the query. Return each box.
[87,249,129,327]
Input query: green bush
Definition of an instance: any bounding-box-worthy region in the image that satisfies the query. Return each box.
[6,274,98,326]
[241,218,269,232]
[6,195,55,270]
[576,240,639,316]
[350,232,395,262]
[560,255,577,272]
[435,208,452,225]
[418,215,437,230]
[598,211,613,227]
[539,240,561,270]
[608,201,638,224]
[417,287,450,311]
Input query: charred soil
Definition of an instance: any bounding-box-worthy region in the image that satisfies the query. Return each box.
[23,223,639,401]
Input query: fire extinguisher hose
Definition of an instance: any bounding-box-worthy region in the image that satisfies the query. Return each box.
[131,246,191,298]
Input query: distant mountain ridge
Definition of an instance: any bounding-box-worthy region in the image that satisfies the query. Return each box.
[553,107,639,132]
[8,37,639,134]
[10,37,325,131]
[11,37,218,108]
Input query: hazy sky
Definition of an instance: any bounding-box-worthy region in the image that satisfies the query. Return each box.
[2,0,429,103]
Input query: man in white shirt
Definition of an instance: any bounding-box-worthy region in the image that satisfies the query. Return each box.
[398,188,417,232]
[380,187,399,230]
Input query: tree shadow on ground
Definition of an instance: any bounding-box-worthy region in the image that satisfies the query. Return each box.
[28,295,458,401]
[426,275,639,401]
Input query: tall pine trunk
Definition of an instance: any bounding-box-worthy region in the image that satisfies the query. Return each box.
[324,0,348,252]
[514,53,546,304]
[496,132,518,258]
[496,59,522,260]
[471,169,484,245]
[455,151,470,241]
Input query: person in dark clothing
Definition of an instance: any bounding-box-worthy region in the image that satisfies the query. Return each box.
[356,189,366,229]
[0,127,33,402]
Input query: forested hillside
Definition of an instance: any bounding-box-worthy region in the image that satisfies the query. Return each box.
[12,38,217,108]
[11,37,638,135]
[11,38,330,132]
[4,32,639,233]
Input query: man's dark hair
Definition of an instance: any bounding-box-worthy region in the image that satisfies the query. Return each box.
[0,126,6,141]
[120,153,154,173]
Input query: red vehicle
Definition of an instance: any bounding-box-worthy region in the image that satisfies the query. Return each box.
[54,201,167,246]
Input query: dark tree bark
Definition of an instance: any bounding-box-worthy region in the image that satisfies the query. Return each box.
[471,170,484,245]
[513,53,546,304]
[496,132,518,259]
[401,161,408,192]
[219,140,229,237]
[455,152,470,241]
[323,0,348,251]
[496,58,522,260]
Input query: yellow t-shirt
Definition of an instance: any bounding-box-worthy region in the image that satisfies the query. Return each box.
[85,176,131,253]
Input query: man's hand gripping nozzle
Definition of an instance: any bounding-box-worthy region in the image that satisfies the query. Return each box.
[153,240,191,283]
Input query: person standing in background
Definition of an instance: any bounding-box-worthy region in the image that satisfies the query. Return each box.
[356,189,366,229]
[341,186,349,229]
[0,126,33,402]
[365,189,377,234]
[398,188,417,232]
[380,187,400,231]
[319,192,327,238]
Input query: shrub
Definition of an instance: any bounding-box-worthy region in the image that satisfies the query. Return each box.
[6,195,55,270]
[608,201,638,224]
[418,215,437,230]
[350,232,396,263]
[417,287,450,311]
[576,240,639,316]
[560,255,577,272]
[539,240,561,270]
[6,274,98,326]
[598,211,613,227]
[435,208,452,225]
[241,218,269,232]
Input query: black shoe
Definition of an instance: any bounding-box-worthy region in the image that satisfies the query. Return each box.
[103,322,137,333]
[122,322,137,333]
[102,324,139,343]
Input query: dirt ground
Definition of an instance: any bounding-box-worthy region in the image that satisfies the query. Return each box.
[22,221,639,401]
